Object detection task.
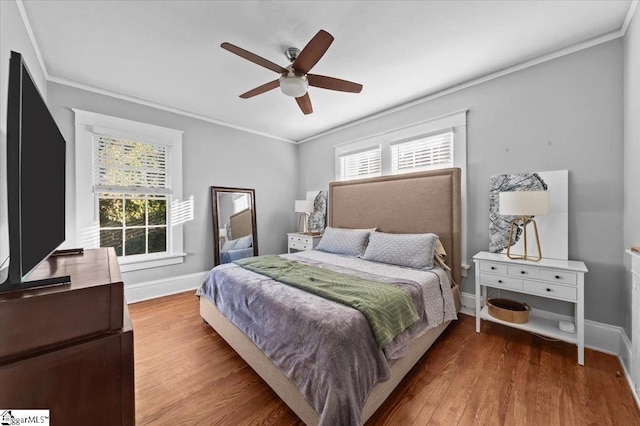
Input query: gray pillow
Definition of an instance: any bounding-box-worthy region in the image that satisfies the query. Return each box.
[234,234,253,249]
[315,227,371,257]
[363,232,439,269]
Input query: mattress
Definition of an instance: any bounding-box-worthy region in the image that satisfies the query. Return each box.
[198,250,457,425]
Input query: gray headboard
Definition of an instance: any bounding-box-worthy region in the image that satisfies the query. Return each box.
[329,168,462,285]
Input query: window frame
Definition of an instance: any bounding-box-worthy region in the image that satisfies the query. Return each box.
[73,109,185,272]
[334,110,468,263]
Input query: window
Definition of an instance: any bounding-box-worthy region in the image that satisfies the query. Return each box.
[94,136,171,257]
[334,110,468,264]
[74,109,186,272]
[338,147,381,180]
[391,131,453,174]
[232,193,250,213]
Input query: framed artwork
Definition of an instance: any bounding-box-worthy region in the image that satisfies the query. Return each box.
[306,190,328,233]
[489,170,568,260]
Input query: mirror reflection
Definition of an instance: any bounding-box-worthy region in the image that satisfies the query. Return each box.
[211,187,258,265]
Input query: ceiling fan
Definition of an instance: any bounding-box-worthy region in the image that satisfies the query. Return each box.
[221,30,363,115]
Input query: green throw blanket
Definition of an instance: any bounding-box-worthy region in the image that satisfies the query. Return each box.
[235,255,419,348]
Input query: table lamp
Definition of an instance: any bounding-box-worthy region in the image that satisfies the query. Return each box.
[499,190,550,261]
[295,200,314,234]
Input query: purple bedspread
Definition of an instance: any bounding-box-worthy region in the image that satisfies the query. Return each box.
[197,252,456,425]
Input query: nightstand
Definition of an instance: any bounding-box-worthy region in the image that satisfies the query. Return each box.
[287,233,322,253]
[473,251,588,365]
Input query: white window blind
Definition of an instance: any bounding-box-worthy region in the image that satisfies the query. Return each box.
[339,147,381,180]
[93,135,171,195]
[391,131,453,173]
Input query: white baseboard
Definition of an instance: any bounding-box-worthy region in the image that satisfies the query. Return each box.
[125,270,209,304]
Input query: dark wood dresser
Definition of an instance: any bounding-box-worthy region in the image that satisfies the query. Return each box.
[0,248,134,425]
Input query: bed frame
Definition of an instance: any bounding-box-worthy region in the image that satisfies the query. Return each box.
[200,168,462,425]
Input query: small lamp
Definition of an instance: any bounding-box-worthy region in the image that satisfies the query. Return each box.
[294,200,314,234]
[499,190,550,262]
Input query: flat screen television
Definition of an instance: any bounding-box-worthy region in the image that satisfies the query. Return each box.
[0,51,70,292]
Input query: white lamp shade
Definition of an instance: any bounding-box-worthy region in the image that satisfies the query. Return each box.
[499,191,550,216]
[295,199,314,214]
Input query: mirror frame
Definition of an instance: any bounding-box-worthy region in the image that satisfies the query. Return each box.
[211,186,258,266]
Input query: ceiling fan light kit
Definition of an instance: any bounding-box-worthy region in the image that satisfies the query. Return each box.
[279,71,308,97]
[221,29,362,114]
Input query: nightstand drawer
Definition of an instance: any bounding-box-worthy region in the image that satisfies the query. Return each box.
[480,273,522,291]
[523,280,577,301]
[289,235,313,245]
[508,265,539,279]
[480,261,508,275]
[289,241,312,250]
[539,269,577,285]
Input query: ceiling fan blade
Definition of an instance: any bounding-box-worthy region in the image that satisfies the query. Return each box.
[240,80,280,99]
[308,74,363,93]
[292,30,334,74]
[295,93,313,115]
[221,42,288,74]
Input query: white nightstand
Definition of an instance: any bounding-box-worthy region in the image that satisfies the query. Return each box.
[473,251,588,365]
[287,233,322,253]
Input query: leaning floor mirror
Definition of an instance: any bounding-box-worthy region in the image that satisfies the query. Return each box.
[211,187,258,266]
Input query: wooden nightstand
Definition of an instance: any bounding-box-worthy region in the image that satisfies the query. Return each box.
[473,251,588,365]
[287,233,321,253]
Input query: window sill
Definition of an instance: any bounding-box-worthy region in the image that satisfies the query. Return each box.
[118,252,186,273]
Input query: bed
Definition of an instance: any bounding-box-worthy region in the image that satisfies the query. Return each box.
[199,168,462,425]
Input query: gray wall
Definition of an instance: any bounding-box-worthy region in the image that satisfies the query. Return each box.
[47,82,298,285]
[0,0,49,281]
[298,40,625,328]
[623,9,640,336]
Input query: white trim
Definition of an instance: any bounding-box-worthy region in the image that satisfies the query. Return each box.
[18,0,632,145]
[73,109,185,268]
[298,30,625,144]
[118,252,186,273]
[622,1,639,35]
[125,270,207,304]
[50,75,296,144]
[15,0,49,79]
[460,291,632,356]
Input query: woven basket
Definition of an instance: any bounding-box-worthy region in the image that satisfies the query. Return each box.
[487,298,531,324]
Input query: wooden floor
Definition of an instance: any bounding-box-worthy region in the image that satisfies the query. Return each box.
[128,291,640,425]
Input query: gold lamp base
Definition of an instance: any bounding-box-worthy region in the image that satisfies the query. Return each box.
[506,216,542,262]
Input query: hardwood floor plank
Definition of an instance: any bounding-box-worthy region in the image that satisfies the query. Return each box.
[128,291,640,425]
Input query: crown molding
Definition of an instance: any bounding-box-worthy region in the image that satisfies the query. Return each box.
[16,0,49,80]
[622,0,638,35]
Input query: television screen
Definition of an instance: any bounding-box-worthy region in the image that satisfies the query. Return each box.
[19,60,66,277]
[1,51,67,290]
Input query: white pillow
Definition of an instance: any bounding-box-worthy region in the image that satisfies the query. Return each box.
[221,239,237,252]
[363,232,439,269]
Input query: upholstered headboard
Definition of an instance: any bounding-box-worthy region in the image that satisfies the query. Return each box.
[329,168,462,285]
[230,208,253,240]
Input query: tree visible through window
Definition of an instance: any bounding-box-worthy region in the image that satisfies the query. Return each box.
[94,135,171,257]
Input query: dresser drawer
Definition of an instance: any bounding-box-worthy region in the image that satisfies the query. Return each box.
[480,261,508,275]
[523,280,577,301]
[539,269,577,286]
[480,273,523,291]
[508,265,539,279]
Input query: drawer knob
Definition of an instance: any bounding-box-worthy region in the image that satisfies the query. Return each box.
[546,288,552,292]
[555,275,561,279]
[498,280,503,284]
[521,271,526,275]
[491,266,496,270]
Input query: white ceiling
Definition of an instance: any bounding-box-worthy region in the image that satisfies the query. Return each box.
[21,0,633,142]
